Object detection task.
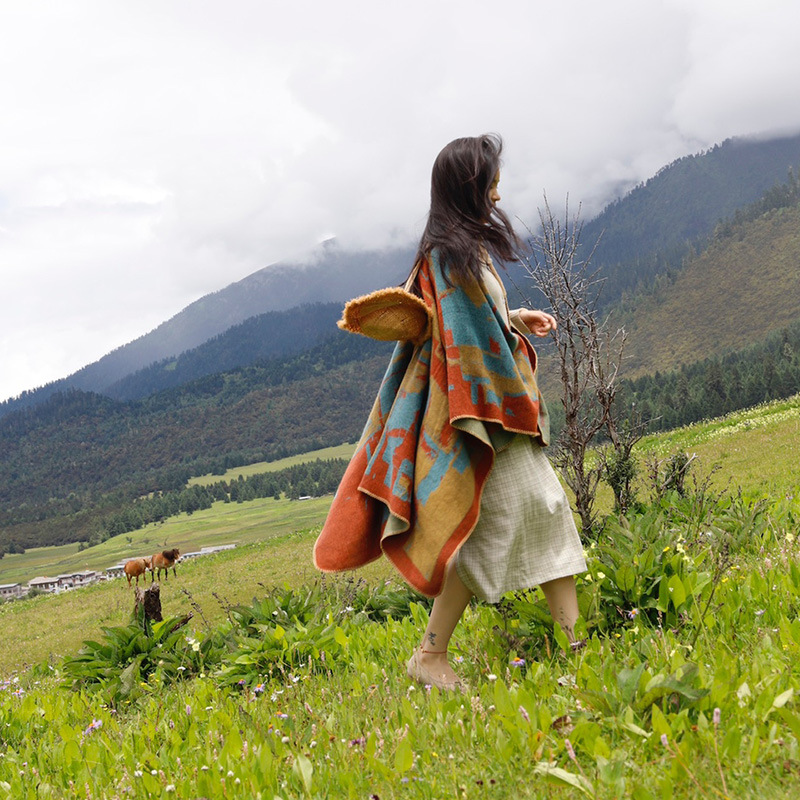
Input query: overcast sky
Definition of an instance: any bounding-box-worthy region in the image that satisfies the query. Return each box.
[2,0,800,402]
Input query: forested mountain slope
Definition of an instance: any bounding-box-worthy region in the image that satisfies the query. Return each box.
[581,131,800,301]
[5,133,800,418]
[103,302,344,401]
[0,247,413,415]
[0,334,391,550]
[616,202,800,377]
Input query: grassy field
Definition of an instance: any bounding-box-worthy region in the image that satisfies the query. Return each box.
[636,393,800,500]
[187,442,356,486]
[0,495,335,586]
[3,398,800,798]
[0,526,393,677]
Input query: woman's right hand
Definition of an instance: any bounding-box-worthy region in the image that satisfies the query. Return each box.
[518,309,557,337]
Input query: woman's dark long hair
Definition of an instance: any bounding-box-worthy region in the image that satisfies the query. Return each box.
[415,133,520,285]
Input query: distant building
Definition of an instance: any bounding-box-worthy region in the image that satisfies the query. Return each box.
[70,570,98,588]
[201,544,237,553]
[27,576,59,594]
[0,583,26,601]
[105,564,126,578]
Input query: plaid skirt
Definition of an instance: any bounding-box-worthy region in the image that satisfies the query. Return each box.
[455,434,587,603]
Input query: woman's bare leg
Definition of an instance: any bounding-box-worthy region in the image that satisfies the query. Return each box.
[540,575,579,643]
[415,561,473,683]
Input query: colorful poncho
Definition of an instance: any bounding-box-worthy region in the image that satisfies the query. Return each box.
[313,250,547,597]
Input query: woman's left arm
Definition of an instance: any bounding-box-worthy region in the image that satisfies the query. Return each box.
[512,308,558,338]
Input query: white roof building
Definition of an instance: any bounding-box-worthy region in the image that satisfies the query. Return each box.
[0,583,26,600]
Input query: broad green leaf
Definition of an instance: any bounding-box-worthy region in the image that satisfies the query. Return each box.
[334,627,349,647]
[617,663,646,705]
[394,737,413,773]
[667,574,686,608]
[772,687,794,709]
[292,754,313,793]
[650,704,670,737]
[533,763,594,796]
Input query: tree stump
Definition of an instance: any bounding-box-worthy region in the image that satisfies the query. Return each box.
[134,583,163,622]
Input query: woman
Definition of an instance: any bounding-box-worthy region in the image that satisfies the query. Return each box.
[314,134,586,690]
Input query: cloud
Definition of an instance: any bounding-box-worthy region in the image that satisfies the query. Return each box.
[1,0,800,400]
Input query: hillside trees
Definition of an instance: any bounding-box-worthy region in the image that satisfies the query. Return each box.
[0,338,390,550]
[99,459,348,540]
[619,321,800,432]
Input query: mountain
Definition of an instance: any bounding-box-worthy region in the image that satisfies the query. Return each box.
[580,131,800,301]
[616,200,800,377]
[103,302,345,401]
[0,332,393,550]
[3,131,800,557]
[7,131,800,419]
[0,244,415,415]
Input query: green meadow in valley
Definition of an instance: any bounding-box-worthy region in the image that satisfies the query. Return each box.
[2,397,800,798]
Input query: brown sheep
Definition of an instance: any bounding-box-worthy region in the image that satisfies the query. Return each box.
[150,548,181,581]
[123,557,152,587]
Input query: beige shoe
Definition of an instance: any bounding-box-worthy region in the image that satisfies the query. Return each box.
[406,649,464,692]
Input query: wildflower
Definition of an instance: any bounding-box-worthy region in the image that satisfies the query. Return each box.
[510,657,525,668]
[134,771,143,778]
[487,674,498,682]
[254,683,265,695]
[186,705,192,716]
[627,608,639,619]
[281,736,290,743]
[227,771,234,777]
[755,609,766,617]
[165,785,176,793]
[277,713,289,719]
[713,708,721,726]
[350,737,365,747]
[519,706,530,723]
[596,571,606,580]
[661,734,669,747]
[564,739,576,761]
[454,656,464,664]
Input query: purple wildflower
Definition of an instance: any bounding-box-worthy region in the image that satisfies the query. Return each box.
[519,706,530,723]
[510,657,525,668]
[713,707,721,726]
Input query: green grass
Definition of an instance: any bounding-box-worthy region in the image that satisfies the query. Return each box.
[0,526,392,677]
[0,495,335,587]
[3,399,800,797]
[187,442,357,486]
[3,491,800,798]
[636,393,800,499]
